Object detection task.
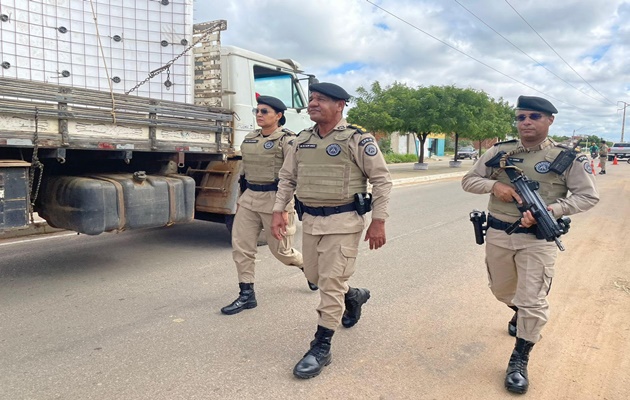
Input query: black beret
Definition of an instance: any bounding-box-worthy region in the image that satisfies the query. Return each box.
[257,95,287,112]
[309,82,351,101]
[516,95,558,114]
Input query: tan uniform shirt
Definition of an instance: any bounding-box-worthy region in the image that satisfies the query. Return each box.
[238,127,295,214]
[273,118,392,235]
[599,144,609,157]
[462,138,599,222]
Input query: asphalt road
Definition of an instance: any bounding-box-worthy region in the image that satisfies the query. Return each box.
[1,166,627,400]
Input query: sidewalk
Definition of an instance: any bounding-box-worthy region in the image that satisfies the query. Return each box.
[388,157,473,186]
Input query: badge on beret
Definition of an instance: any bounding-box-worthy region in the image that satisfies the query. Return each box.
[364,143,378,156]
[326,143,341,156]
[264,141,275,149]
[534,161,551,173]
[359,137,374,146]
[584,163,593,174]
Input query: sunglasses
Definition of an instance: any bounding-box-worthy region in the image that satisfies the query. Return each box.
[252,108,272,115]
[515,113,544,122]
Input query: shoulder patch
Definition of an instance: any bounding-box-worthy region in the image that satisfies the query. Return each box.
[576,155,588,163]
[364,143,379,156]
[359,137,375,146]
[493,139,518,147]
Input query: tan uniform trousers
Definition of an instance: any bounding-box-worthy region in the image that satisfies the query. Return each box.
[485,227,557,343]
[231,206,303,283]
[301,231,361,331]
[599,156,607,171]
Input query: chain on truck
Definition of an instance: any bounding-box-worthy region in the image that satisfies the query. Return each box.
[0,18,316,236]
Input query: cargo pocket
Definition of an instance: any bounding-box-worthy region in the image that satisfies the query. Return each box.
[285,211,297,236]
[340,245,358,280]
[538,265,555,297]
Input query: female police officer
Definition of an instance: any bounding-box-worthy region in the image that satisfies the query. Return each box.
[221,95,316,316]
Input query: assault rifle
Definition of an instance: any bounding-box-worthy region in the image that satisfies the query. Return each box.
[485,152,571,251]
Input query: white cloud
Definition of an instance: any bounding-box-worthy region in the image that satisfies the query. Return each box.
[196,0,630,141]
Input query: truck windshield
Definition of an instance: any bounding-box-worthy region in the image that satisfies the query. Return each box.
[254,73,304,109]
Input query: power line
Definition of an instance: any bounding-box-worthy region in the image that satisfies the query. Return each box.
[363,0,585,111]
[454,0,611,107]
[504,0,616,106]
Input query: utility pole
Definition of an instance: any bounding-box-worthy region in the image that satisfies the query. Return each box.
[619,101,628,142]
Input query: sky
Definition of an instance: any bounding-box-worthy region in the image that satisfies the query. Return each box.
[195,0,630,142]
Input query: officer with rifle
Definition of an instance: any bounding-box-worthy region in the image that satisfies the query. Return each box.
[462,96,599,394]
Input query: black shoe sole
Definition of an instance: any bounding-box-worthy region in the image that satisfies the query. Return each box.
[293,357,332,379]
[505,384,528,394]
[220,302,257,315]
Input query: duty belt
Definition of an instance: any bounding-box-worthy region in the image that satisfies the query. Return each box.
[246,182,278,192]
[302,202,357,217]
[487,215,537,235]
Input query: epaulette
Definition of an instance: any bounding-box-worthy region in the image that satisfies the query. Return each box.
[493,139,518,146]
[281,128,296,136]
[347,124,366,134]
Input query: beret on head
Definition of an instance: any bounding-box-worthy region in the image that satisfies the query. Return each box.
[516,95,558,114]
[257,95,287,112]
[309,82,351,101]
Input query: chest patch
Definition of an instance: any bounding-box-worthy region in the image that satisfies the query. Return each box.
[299,143,317,149]
[263,141,275,149]
[326,143,342,156]
[243,139,258,144]
[364,143,379,156]
[534,161,551,173]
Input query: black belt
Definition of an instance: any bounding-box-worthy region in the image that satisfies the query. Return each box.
[302,202,357,217]
[246,182,278,192]
[487,215,537,235]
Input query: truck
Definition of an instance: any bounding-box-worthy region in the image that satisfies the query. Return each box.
[0,4,315,236]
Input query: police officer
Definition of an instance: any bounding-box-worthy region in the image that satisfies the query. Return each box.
[221,95,316,316]
[271,82,392,379]
[598,140,609,174]
[462,96,599,394]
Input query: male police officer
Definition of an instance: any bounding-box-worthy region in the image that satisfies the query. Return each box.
[598,139,609,174]
[271,82,392,379]
[462,96,599,394]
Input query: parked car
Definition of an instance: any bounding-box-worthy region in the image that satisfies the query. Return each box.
[457,146,478,160]
[608,142,630,161]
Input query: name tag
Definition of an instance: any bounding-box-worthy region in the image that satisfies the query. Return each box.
[243,139,258,143]
[299,144,317,149]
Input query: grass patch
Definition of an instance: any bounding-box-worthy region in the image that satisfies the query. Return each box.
[384,153,418,163]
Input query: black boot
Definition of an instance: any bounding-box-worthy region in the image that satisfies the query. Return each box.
[300,268,319,291]
[293,325,334,379]
[508,306,518,337]
[220,283,257,315]
[341,287,371,328]
[505,337,535,394]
